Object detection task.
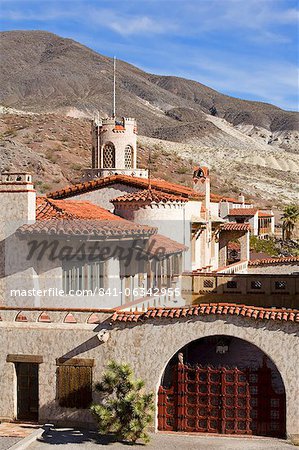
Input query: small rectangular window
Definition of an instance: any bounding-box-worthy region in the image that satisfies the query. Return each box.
[203,279,214,288]
[227,281,237,289]
[275,281,286,290]
[57,362,93,409]
[251,281,262,290]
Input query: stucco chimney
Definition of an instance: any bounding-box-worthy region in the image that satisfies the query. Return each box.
[193,166,210,210]
[0,172,36,238]
[238,193,245,207]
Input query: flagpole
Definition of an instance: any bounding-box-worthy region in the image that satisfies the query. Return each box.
[113,56,116,118]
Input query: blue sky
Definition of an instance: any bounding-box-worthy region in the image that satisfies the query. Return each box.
[1,0,298,111]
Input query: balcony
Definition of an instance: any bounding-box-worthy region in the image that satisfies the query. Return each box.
[181,273,299,308]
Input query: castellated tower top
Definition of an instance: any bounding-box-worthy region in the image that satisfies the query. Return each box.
[83,116,148,181]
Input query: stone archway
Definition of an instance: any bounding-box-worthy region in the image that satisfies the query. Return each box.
[157,335,286,438]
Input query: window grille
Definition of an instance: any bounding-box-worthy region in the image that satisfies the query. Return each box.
[103,143,115,168]
[203,279,214,288]
[251,280,262,290]
[275,281,286,290]
[227,281,237,289]
[124,145,133,168]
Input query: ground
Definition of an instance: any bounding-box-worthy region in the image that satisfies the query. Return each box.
[0,438,20,450]
[0,422,40,450]
[24,429,294,450]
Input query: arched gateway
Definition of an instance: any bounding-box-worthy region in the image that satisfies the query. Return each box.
[158,336,286,438]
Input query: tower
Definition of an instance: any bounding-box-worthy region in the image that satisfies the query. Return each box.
[83,57,148,181]
[91,116,137,171]
[83,116,148,180]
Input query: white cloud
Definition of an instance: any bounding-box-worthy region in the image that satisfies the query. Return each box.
[87,8,177,36]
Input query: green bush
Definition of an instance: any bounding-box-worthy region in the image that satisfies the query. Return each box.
[250,236,279,256]
[91,361,154,444]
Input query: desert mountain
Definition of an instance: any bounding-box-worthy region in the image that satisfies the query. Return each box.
[0,30,298,205]
[1,30,298,152]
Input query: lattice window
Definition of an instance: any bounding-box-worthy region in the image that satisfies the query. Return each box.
[251,280,262,289]
[275,281,286,290]
[103,142,115,168]
[227,281,237,289]
[203,279,214,288]
[124,145,133,169]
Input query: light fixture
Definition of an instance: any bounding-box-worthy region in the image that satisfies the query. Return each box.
[216,338,229,354]
[97,329,110,343]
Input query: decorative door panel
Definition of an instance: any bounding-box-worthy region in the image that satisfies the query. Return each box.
[158,362,285,438]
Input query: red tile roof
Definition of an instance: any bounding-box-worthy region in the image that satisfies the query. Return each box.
[110,303,299,323]
[113,125,125,131]
[148,234,188,256]
[258,211,274,218]
[46,175,247,204]
[111,188,188,205]
[249,256,299,266]
[221,222,251,231]
[36,198,122,221]
[47,175,199,200]
[18,218,157,238]
[228,208,258,216]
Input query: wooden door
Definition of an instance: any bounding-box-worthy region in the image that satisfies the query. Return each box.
[158,363,285,437]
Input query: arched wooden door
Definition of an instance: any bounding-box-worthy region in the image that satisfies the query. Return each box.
[158,360,286,438]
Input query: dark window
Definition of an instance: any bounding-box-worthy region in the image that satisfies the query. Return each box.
[275,281,286,290]
[227,281,237,289]
[251,281,262,290]
[57,364,92,408]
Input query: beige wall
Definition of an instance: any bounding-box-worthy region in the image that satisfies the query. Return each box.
[0,309,298,441]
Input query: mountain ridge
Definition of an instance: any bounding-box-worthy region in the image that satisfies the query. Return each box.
[1,30,298,153]
[0,30,298,206]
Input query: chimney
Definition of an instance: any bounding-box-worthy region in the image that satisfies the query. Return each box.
[193,166,210,211]
[0,172,36,239]
[238,193,245,207]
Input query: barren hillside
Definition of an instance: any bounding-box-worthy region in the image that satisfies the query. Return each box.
[0,30,298,206]
[1,30,298,154]
[0,111,298,207]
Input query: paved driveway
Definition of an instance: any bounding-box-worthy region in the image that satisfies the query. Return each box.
[28,428,293,450]
[0,437,21,450]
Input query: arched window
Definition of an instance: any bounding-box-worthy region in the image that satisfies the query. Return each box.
[124,145,134,169]
[103,142,115,168]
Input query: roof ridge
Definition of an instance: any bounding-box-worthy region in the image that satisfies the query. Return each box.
[249,255,299,266]
[110,303,299,324]
[111,188,188,204]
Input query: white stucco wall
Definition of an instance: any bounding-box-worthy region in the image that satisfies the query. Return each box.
[1,234,150,309]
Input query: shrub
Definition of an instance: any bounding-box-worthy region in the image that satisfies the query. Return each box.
[91,361,154,444]
[250,236,279,256]
[71,163,82,171]
[175,166,188,174]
